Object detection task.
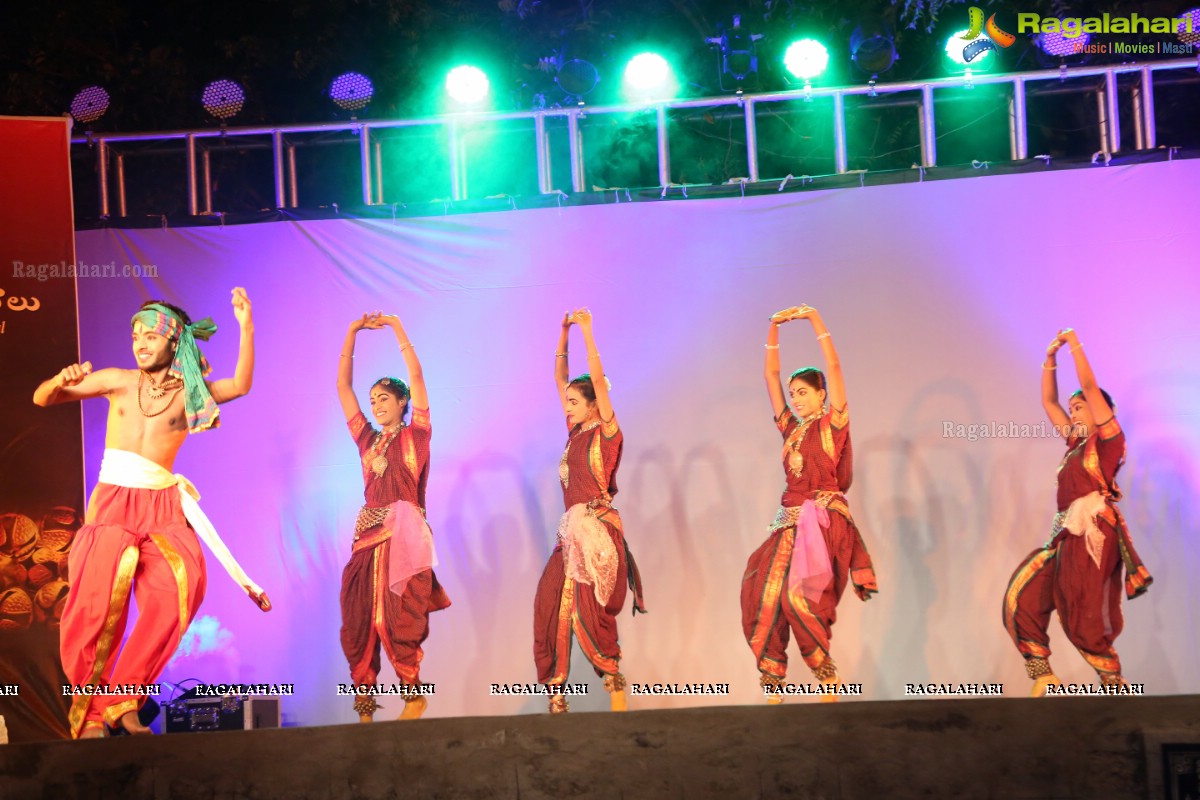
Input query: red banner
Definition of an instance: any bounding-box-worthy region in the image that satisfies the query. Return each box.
[0,116,84,742]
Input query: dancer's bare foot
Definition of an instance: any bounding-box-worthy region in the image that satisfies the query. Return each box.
[548,694,569,714]
[399,696,427,720]
[117,711,152,735]
[760,674,784,705]
[604,674,628,712]
[79,722,105,739]
[819,680,840,704]
[1030,675,1063,697]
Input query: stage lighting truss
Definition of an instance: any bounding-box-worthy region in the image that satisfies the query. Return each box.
[70,86,110,126]
[72,56,1196,217]
[202,79,246,121]
[330,72,375,116]
[706,16,764,93]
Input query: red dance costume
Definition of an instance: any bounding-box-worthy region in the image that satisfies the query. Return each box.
[533,417,645,686]
[60,481,206,737]
[741,405,877,681]
[340,407,450,689]
[1003,416,1151,680]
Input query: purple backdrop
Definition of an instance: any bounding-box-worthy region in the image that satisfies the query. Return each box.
[73,158,1200,725]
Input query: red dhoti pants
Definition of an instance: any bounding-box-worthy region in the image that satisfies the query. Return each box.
[1003,523,1125,677]
[339,528,450,688]
[533,521,629,685]
[60,483,207,737]
[741,512,876,679]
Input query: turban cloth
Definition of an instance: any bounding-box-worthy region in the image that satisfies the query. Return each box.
[131,304,220,433]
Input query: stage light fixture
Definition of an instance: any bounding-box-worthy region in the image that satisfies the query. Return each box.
[624,52,671,93]
[446,65,490,105]
[783,39,830,82]
[555,58,600,101]
[944,29,995,70]
[330,72,375,115]
[850,22,897,78]
[706,16,764,91]
[202,79,246,121]
[1177,8,1200,45]
[69,86,110,125]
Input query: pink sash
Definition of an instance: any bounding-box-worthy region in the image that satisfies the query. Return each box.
[383,501,438,597]
[786,500,834,603]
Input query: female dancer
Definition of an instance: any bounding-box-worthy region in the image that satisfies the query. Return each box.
[336,312,450,721]
[741,305,877,702]
[1002,328,1151,695]
[533,308,645,713]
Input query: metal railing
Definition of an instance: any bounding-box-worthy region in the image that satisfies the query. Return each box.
[72,57,1200,217]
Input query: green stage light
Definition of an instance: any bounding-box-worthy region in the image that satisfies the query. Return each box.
[783,39,830,81]
[623,52,671,93]
[446,65,490,104]
[945,29,995,69]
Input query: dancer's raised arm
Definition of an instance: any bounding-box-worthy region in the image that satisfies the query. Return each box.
[555,312,573,411]
[572,308,615,426]
[382,314,428,411]
[765,306,802,419]
[1058,328,1114,429]
[1041,332,1071,437]
[337,313,374,422]
[206,287,255,404]
[795,305,846,414]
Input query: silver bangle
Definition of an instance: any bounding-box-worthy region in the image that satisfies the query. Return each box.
[816,332,831,341]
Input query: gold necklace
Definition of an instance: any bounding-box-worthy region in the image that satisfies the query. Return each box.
[367,423,405,478]
[559,419,601,487]
[137,371,181,417]
[786,410,823,478]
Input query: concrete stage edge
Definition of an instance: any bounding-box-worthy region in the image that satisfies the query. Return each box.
[3,696,1198,799]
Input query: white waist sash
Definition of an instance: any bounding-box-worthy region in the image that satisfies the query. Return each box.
[97,448,266,603]
[1055,490,1109,569]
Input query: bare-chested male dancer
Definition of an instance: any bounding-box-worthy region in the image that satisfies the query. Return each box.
[33,288,270,739]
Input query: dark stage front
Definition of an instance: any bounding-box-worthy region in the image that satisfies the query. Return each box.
[2,696,1198,799]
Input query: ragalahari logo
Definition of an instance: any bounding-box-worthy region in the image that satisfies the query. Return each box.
[960,7,1016,62]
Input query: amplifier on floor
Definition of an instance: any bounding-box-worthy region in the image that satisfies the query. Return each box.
[164,693,281,733]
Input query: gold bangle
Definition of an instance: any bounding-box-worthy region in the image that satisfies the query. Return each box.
[1069,343,1083,354]
[340,354,354,359]
[1043,362,1057,370]
[765,344,780,350]
[555,352,568,359]
[399,343,414,352]
[816,332,831,341]
[587,352,601,359]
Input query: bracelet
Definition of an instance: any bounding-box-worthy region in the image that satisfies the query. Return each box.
[399,343,414,352]
[555,352,568,359]
[587,352,601,359]
[1069,343,1083,354]
[816,332,831,341]
[765,344,780,350]
[340,354,354,359]
[1042,362,1057,370]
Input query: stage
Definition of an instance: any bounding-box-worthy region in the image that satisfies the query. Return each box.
[2,695,1198,799]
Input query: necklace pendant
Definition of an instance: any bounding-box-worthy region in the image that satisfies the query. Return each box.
[370,454,388,478]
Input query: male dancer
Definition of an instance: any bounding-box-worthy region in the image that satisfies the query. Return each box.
[33,288,270,738]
